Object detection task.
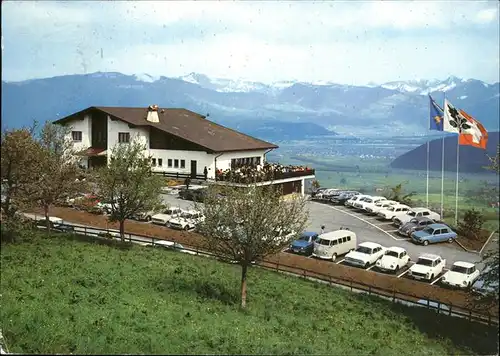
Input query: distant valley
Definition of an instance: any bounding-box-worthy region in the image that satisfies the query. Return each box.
[2,72,499,143]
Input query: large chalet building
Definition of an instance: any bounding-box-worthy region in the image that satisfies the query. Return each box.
[54,105,315,195]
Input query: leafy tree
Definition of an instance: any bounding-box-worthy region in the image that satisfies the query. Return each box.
[457,209,485,240]
[383,181,415,206]
[197,185,308,309]
[94,140,164,242]
[0,125,42,220]
[26,122,83,231]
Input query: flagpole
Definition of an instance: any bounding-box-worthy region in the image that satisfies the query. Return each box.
[455,134,460,225]
[440,93,446,219]
[426,139,430,208]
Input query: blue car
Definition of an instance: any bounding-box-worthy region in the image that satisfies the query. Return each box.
[411,223,457,246]
[289,231,319,255]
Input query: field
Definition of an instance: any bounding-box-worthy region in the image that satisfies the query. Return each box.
[1,231,498,355]
[277,153,499,231]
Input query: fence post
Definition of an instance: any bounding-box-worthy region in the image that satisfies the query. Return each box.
[303,269,306,279]
[368,285,371,295]
[392,289,396,302]
[329,275,332,286]
[448,304,452,316]
[437,303,441,314]
[468,310,472,322]
[84,226,87,236]
[350,279,353,292]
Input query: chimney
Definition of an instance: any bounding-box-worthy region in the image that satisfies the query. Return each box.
[146,104,160,123]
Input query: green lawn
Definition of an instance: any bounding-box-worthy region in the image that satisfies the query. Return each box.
[1,232,498,355]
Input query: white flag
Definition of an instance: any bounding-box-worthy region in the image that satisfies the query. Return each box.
[442,99,462,134]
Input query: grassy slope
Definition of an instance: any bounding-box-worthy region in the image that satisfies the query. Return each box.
[1,233,498,355]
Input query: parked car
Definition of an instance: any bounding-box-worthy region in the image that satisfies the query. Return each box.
[289,231,319,255]
[312,230,357,261]
[377,204,411,221]
[393,208,440,227]
[344,242,386,268]
[152,207,184,226]
[154,240,197,255]
[132,209,158,222]
[375,246,410,272]
[352,195,375,210]
[408,253,445,281]
[441,261,480,288]
[411,224,457,246]
[346,194,370,208]
[311,187,328,199]
[471,269,499,297]
[167,210,205,230]
[35,216,73,233]
[331,191,359,204]
[316,188,341,201]
[365,200,398,215]
[355,196,387,212]
[397,216,435,237]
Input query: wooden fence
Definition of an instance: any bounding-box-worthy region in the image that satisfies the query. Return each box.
[28,221,499,327]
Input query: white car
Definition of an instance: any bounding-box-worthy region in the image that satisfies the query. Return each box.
[132,209,159,222]
[344,242,386,268]
[345,194,370,207]
[408,254,446,281]
[351,195,373,209]
[154,240,197,255]
[151,207,184,226]
[365,200,398,215]
[358,196,388,212]
[375,246,411,272]
[377,204,411,221]
[441,261,480,289]
[167,210,205,231]
[393,208,441,227]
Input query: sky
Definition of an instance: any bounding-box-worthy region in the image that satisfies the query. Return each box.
[1,1,499,85]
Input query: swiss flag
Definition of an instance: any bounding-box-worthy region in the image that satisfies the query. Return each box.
[458,109,488,150]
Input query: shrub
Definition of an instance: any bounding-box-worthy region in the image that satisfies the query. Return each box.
[457,209,485,240]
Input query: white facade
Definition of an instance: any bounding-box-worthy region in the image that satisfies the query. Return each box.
[63,112,271,179]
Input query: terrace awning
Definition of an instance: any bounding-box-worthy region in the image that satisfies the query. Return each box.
[77,147,107,157]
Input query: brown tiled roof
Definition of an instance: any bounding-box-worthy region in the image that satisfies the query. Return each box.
[77,147,106,157]
[54,106,278,153]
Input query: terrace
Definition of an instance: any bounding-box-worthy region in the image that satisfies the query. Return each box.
[215,163,315,184]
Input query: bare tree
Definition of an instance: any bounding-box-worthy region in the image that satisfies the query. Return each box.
[197,185,309,309]
[1,125,42,220]
[94,140,164,242]
[28,122,83,230]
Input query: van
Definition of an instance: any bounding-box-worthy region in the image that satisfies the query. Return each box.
[312,230,357,261]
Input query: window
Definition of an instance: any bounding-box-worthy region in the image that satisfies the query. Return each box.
[174,159,179,168]
[342,237,347,243]
[180,160,185,169]
[332,240,338,246]
[71,131,82,141]
[118,132,130,143]
[152,158,157,166]
[347,236,351,241]
[158,159,163,167]
[168,159,173,168]
[423,211,430,216]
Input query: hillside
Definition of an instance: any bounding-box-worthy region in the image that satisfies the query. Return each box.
[390,132,500,173]
[1,231,497,354]
[1,72,498,138]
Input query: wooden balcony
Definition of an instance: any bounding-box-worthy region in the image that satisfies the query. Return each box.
[215,165,315,184]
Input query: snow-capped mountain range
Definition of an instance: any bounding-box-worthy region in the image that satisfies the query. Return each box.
[2,72,499,139]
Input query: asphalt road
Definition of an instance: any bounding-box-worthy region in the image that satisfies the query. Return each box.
[159,194,484,269]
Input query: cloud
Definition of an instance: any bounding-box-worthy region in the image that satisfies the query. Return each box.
[1,1,499,84]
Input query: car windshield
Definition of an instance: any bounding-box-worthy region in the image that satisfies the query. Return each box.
[387,206,396,211]
[386,250,400,258]
[165,209,179,215]
[416,258,433,266]
[451,265,469,274]
[356,246,373,254]
[422,227,434,234]
[299,234,310,241]
[408,211,417,216]
[316,238,331,246]
[375,202,384,206]
[365,199,373,203]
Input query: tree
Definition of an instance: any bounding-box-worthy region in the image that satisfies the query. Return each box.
[383,181,415,206]
[1,125,42,220]
[457,209,485,240]
[484,144,499,175]
[94,140,164,242]
[311,179,320,191]
[197,184,309,309]
[27,122,83,231]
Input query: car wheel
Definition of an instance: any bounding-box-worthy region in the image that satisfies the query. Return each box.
[448,238,453,243]
[423,240,429,246]
[430,274,434,280]
[146,216,152,222]
[364,262,369,269]
[331,253,337,262]
[184,225,189,231]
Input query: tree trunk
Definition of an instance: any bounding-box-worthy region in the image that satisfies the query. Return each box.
[44,204,51,232]
[240,263,248,309]
[119,220,125,242]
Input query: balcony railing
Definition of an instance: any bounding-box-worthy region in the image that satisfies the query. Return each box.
[215,164,315,184]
